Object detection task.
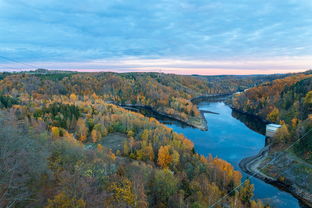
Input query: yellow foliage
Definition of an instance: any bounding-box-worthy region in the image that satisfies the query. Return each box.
[157,145,172,168]
[267,107,279,122]
[111,153,116,160]
[45,192,86,208]
[274,124,290,143]
[97,144,104,152]
[304,91,312,104]
[291,118,298,128]
[171,150,180,165]
[108,178,135,207]
[51,126,60,139]
[91,129,98,143]
[127,130,134,137]
[70,93,77,101]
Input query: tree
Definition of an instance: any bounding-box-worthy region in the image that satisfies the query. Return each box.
[171,150,180,166]
[267,107,279,122]
[140,129,149,146]
[304,91,312,111]
[45,192,86,208]
[123,141,130,155]
[107,178,135,207]
[91,129,99,143]
[136,144,154,161]
[0,116,49,208]
[70,93,78,102]
[274,124,290,144]
[127,130,134,137]
[97,144,104,152]
[291,118,298,128]
[304,91,312,105]
[76,118,88,142]
[157,145,172,168]
[240,180,254,204]
[153,169,178,204]
[51,126,60,139]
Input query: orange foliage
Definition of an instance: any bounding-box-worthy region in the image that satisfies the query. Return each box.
[157,145,172,168]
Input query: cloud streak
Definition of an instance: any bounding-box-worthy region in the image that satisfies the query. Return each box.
[0,56,310,75]
[0,0,311,74]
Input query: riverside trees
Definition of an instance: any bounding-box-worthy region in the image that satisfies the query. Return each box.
[0,70,276,207]
[0,94,267,207]
[232,73,312,161]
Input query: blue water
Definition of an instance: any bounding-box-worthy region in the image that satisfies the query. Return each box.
[162,101,301,208]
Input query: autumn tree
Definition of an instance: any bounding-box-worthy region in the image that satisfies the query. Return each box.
[0,115,49,208]
[76,118,88,142]
[273,124,290,144]
[267,107,279,122]
[304,91,312,105]
[171,149,180,166]
[304,91,312,111]
[136,143,154,161]
[152,169,179,205]
[107,177,135,207]
[240,180,254,204]
[123,141,130,156]
[70,93,78,102]
[157,145,172,168]
[45,192,86,208]
[51,126,60,139]
[91,129,99,143]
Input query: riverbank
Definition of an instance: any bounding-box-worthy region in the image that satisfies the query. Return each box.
[240,145,312,208]
[109,94,233,131]
[190,94,232,104]
[117,103,208,131]
[234,106,312,207]
[229,107,270,124]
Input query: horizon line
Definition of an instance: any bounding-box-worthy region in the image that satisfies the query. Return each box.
[0,68,310,76]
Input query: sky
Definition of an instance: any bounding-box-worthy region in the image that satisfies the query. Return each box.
[0,0,312,75]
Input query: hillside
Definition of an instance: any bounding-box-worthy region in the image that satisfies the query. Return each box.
[232,73,312,206]
[0,92,267,208]
[0,71,293,130]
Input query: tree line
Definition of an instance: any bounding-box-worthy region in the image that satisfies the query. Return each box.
[232,73,312,162]
[0,92,268,207]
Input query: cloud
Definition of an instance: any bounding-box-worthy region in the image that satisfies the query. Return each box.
[0,0,311,74]
[0,56,310,75]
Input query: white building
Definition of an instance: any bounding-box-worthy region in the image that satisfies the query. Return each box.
[266,124,282,137]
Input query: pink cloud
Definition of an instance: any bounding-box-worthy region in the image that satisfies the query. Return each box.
[0,56,311,75]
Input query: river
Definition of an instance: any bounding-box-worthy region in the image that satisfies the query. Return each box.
[133,101,302,208]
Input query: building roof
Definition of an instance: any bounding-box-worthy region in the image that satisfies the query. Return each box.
[267,124,282,128]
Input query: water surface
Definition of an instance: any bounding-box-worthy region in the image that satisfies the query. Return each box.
[161,101,301,208]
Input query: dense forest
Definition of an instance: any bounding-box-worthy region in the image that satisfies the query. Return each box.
[0,70,276,208]
[0,94,267,208]
[232,72,312,161]
[0,70,290,129]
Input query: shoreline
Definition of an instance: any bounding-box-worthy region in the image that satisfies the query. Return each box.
[110,93,231,131]
[230,107,270,124]
[116,103,208,131]
[239,145,312,208]
[234,107,312,208]
[117,98,312,207]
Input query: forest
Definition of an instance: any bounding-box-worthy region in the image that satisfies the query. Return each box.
[0,70,277,208]
[0,70,291,129]
[232,72,312,161]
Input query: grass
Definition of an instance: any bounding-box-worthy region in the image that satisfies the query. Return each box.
[100,133,128,152]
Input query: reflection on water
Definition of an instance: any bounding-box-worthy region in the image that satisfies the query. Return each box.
[125,101,301,208]
[231,110,266,135]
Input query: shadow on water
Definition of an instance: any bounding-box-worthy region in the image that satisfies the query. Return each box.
[122,106,195,129]
[231,110,266,135]
[120,101,304,208]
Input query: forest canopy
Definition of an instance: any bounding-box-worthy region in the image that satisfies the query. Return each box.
[232,73,312,161]
[0,70,278,208]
